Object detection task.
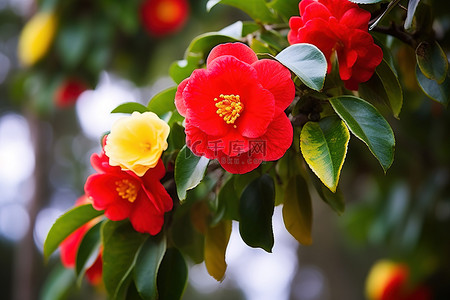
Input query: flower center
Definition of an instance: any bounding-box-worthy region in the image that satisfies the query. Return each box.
[214,94,244,128]
[115,179,138,203]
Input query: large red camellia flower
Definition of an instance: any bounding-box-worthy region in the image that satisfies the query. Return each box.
[60,196,102,285]
[288,0,383,90]
[85,143,173,235]
[140,0,189,37]
[175,43,295,174]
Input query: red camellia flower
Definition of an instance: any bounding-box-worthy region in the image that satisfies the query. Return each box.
[59,196,102,285]
[85,142,173,235]
[140,0,189,37]
[288,0,383,90]
[54,78,88,108]
[175,42,295,174]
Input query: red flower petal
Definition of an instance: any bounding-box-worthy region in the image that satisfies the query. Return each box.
[299,0,315,15]
[298,18,337,68]
[206,42,258,66]
[185,121,217,159]
[85,253,103,285]
[175,77,189,116]
[183,68,231,137]
[340,7,371,30]
[85,174,133,220]
[258,113,293,161]
[216,151,262,174]
[60,224,89,268]
[252,59,295,114]
[302,1,331,21]
[129,193,165,235]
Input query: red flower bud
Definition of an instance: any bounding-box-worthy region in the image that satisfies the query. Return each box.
[140,0,189,37]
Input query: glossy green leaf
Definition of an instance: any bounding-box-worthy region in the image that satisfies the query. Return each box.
[368,0,402,30]
[168,122,187,152]
[276,43,327,91]
[157,248,188,300]
[359,59,403,118]
[102,220,147,299]
[217,176,240,221]
[268,0,300,20]
[219,21,244,39]
[206,0,278,23]
[111,102,149,114]
[205,220,232,281]
[75,221,102,284]
[405,0,421,29]
[330,96,395,172]
[282,175,313,245]
[175,146,209,201]
[170,204,205,264]
[239,175,275,252]
[300,117,350,192]
[44,204,103,260]
[147,87,177,117]
[169,56,201,84]
[308,168,345,215]
[186,32,238,60]
[416,66,450,107]
[416,40,448,84]
[134,235,167,300]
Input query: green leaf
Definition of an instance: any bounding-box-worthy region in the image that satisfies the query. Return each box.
[275,43,327,91]
[174,146,209,201]
[217,176,240,221]
[56,19,90,68]
[111,102,149,114]
[308,168,345,215]
[416,40,448,84]
[300,117,350,192]
[282,175,313,245]
[239,175,275,252]
[75,221,103,284]
[44,204,104,260]
[170,59,198,84]
[206,0,278,23]
[168,122,187,152]
[416,66,450,107]
[39,264,75,300]
[268,0,300,20]
[405,0,421,29]
[359,59,403,118]
[147,87,177,117]
[219,21,244,39]
[330,96,395,172]
[157,248,188,300]
[186,32,238,60]
[102,220,147,299]
[204,220,232,281]
[134,235,167,300]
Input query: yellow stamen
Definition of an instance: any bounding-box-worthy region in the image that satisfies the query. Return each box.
[115,179,138,203]
[214,94,244,128]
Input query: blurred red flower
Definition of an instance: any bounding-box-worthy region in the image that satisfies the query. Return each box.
[54,79,87,108]
[288,0,383,90]
[175,43,295,174]
[59,196,102,285]
[85,143,173,235]
[140,0,189,36]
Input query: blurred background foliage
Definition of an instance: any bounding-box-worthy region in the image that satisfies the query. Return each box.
[0,0,449,299]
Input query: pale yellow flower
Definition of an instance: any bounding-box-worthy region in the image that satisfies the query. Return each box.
[105,112,170,176]
[18,12,57,66]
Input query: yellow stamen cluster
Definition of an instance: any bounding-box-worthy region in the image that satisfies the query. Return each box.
[116,179,138,203]
[214,94,244,128]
